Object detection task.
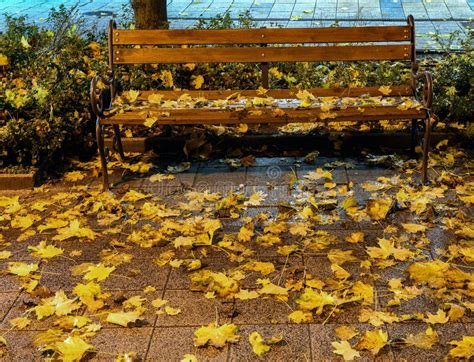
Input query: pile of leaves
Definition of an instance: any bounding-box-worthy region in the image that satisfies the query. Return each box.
[0,140,472,360]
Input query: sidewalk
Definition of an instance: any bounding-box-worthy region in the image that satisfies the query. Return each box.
[0,0,472,49]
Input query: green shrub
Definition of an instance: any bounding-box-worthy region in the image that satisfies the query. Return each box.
[0,6,106,168]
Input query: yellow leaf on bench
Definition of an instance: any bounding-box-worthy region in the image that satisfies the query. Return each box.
[124,90,140,103]
[378,86,392,95]
[148,93,163,105]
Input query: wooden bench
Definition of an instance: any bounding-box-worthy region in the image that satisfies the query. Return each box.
[91,15,433,190]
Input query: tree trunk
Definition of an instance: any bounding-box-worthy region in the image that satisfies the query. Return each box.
[131,0,168,29]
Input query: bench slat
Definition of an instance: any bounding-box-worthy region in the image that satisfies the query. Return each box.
[103,106,425,125]
[135,86,414,100]
[114,45,411,64]
[112,26,412,45]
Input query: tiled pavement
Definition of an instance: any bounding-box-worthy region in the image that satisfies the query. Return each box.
[0,0,472,49]
[0,155,472,360]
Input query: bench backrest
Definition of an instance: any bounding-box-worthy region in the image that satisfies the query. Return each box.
[107,16,417,89]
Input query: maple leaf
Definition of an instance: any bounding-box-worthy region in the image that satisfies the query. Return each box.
[378,86,392,95]
[83,263,115,282]
[106,310,142,327]
[345,232,364,244]
[165,306,182,316]
[11,214,41,230]
[248,331,281,356]
[424,309,449,324]
[406,260,450,288]
[328,249,358,266]
[404,327,438,349]
[123,296,146,310]
[148,93,163,105]
[30,304,55,320]
[238,225,254,242]
[53,219,96,241]
[355,329,388,355]
[151,298,168,309]
[37,218,69,232]
[9,317,31,330]
[401,223,427,233]
[365,197,393,220]
[296,288,336,314]
[358,309,399,326]
[351,281,374,305]
[124,90,140,102]
[55,336,95,361]
[0,251,12,259]
[144,117,158,128]
[180,354,198,362]
[7,262,38,277]
[277,245,300,256]
[28,241,64,260]
[366,238,414,261]
[257,279,289,300]
[335,326,359,341]
[243,261,275,276]
[304,168,333,181]
[49,291,81,316]
[448,336,474,359]
[54,316,92,330]
[249,331,271,356]
[332,340,361,361]
[116,352,139,361]
[193,323,240,348]
[149,173,174,183]
[234,289,259,300]
[332,264,350,280]
[288,310,313,323]
[64,171,86,182]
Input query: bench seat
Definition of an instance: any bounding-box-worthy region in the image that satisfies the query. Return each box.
[102,88,426,125]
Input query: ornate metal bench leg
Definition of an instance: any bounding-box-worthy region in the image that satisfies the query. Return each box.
[421,115,431,185]
[96,118,109,190]
[410,119,418,157]
[113,124,125,160]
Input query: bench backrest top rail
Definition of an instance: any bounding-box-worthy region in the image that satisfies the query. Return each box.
[112,26,412,45]
[113,44,412,64]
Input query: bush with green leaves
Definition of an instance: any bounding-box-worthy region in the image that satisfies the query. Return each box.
[0,6,107,170]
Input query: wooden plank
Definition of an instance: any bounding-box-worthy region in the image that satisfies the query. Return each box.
[114,45,411,64]
[135,86,414,100]
[112,26,412,45]
[102,106,426,125]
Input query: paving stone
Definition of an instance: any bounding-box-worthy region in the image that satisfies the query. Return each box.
[89,327,153,359]
[388,322,466,359]
[147,326,229,361]
[0,262,23,292]
[0,292,19,322]
[157,289,234,326]
[1,292,84,331]
[166,257,238,290]
[246,165,296,186]
[233,297,293,325]
[228,324,311,360]
[0,330,45,360]
[100,259,170,291]
[240,255,304,289]
[310,323,395,360]
[88,290,163,329]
